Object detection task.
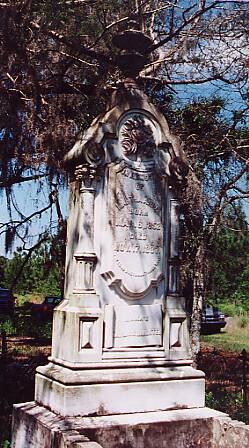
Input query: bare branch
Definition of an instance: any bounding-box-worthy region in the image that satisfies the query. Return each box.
[10,233,50,291]
[87,16,130,50]
[148,1,220,53]
[0,174,47,189]
[0,184,63,236]
[30,21,113,66]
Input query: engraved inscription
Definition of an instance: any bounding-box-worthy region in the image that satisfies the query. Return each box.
[113,165,163,280]
[114,304,162,347]
[101,161,166,296]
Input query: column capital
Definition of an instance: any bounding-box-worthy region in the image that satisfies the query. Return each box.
[75,164,101,191]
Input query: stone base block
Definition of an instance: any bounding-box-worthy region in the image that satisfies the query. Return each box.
[11,402,249,448]
[35,364,205,416]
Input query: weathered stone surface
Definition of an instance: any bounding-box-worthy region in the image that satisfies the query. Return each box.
[60,85,190,368]
[11,403,100,448]
[71,444,102,448]
[12,403,249,448]
[101,159,165,298]
[35,368,205,417]
[213,417,249,448]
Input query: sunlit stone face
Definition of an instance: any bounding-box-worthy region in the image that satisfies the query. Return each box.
[108,163,165,296]
[100,112,166,298]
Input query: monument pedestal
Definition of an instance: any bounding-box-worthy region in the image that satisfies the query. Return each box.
[12,403,249,448]
[35,363,205,417]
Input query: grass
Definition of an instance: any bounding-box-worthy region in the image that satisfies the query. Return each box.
[201,317,249,353]
[201,330,249,353]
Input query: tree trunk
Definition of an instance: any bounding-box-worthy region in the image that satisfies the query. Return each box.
[190,241,205,367]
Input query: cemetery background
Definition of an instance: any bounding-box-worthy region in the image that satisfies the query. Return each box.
[0,1,249,447]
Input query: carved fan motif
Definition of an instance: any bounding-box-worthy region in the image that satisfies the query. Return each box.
[120,115,156,158]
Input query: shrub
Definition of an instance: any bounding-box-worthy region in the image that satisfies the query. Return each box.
[239,315,249,328]
[1,441,11,448]
[0,320,16,334]
[219,302,239,317]
[205,391,217,408]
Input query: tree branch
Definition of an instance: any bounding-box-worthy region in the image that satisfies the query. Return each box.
[148,1,220,53]
[0,173,47,189]
[10,234,49,291]
[0,191,56,234]
[30,21,113,66]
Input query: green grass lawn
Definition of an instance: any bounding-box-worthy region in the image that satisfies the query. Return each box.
[201,318,249,353]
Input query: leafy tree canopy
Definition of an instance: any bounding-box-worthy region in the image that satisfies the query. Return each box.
[207,204,249,309]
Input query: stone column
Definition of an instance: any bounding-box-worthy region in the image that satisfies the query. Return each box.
[168,194,180,294]
[73,164,98,293]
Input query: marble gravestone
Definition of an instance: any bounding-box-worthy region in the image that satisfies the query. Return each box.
[11,23,249,445]
[32,82,205,418]
[12,80,211,448]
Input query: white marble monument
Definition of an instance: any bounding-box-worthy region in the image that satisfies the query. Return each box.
[12,25,249,447]
[32,81,205,419]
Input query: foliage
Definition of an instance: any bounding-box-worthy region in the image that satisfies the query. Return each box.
[206,204,249,310]
[15,293,43,307]
[0,319,16,335]
[0,257,7,287]
[200,345,249,425]
[1,226,65,294]
[15,314,52,339]
[205,391,217,409]
[218,303,243,318]
[1,441,11,448]
[0,308,53,338]
[175,97,249,356]
[3,249,61,295]
[205,390,249,424]
[239,315,249,329]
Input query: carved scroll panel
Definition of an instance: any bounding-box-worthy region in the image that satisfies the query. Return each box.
[101,162,165,297]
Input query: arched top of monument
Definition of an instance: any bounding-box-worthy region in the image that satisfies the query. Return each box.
[63,81,187,176]
[63,18,188,181]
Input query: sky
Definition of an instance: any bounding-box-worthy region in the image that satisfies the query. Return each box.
[1,0,249,257]
[0,79,248,257]
[0,180,68,257]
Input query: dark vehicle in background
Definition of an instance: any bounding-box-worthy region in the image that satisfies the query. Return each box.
[0,288,15,316]
[201,305,226,334]
[31,296,62,322]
